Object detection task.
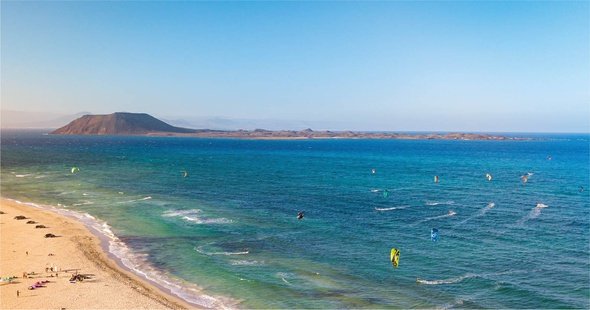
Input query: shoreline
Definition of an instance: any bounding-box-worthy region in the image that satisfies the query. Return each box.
[0,197,233,309]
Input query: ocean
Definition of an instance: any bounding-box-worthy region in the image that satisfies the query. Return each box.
[1,130,588,309]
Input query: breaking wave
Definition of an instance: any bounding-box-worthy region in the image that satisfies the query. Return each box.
[230,260,264,266]
[425,200,455,206]
[163,209,232,224]
[375,206,409,211]
[117,196,152,204]
[72,201,95,206]
[417,273,477,285]
[5,198,235,309]
[195,245,249,256]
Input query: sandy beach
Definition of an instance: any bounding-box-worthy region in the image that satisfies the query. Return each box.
[0,198,194,309]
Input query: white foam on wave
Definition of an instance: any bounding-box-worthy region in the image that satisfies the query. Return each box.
[6,198,237,309]
[417,273,477,285]
[72,201,94,206]
[57,191,77,196]
[195,245,249,256]
[15,174,33,178]
[277,272,294,285]
[116,196,152,204]
[517,203,547,225]
[34,175,46,179]
[425,200,455,206]
[414,210,456,225]
[370,189,380,193]
[419,269,534,290]
[230,260,264,266]
[375,206,409,211]
[437,298,465,310]
[164,209,232,225]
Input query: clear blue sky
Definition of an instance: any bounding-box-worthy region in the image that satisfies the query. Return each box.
[2,1,589,132]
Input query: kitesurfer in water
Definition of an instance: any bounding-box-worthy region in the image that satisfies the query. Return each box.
[297,211,304,220]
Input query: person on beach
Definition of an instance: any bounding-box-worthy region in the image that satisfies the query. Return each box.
[17,290,20,297]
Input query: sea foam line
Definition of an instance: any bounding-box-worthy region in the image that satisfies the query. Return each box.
[425,200,455,206]
[417,273,477,285]
[116,196,152,204]
[230,260,264,266]
[15,174,33,178]
[195,245,249,256]
[417,269,533,286]
[5,198,237,309]
[375,206,409,211]
[72,201,95,206]
[164,209,232,225]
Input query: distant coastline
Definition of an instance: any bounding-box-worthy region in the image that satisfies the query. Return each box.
[49,112,525,141]
[142,129,524,141]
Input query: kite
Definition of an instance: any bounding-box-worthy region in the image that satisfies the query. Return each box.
[431,228,439,242]
[390,248,400,268]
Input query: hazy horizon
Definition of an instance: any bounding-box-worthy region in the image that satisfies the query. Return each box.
[2,109,588,134]
[2,2,589,133]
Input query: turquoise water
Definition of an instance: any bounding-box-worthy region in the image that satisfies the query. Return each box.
[2,130,589,308]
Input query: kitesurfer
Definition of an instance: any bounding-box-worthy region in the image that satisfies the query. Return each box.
[383,189,390,198]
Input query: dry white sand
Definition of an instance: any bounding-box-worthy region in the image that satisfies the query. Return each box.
[0,198,196,309]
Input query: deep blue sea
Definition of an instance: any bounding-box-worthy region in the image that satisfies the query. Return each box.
[2,130,589,309]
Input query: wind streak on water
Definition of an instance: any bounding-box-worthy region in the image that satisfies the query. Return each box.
[413,210,457,225]
[456,202,495,226]
[516,204,548,226]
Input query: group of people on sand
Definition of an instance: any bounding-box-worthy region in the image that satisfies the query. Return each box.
[4,210,88,299]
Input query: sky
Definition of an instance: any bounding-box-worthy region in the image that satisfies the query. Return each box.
[2,1,589,132]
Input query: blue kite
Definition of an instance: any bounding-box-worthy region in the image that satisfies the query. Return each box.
[431,228,439,242]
